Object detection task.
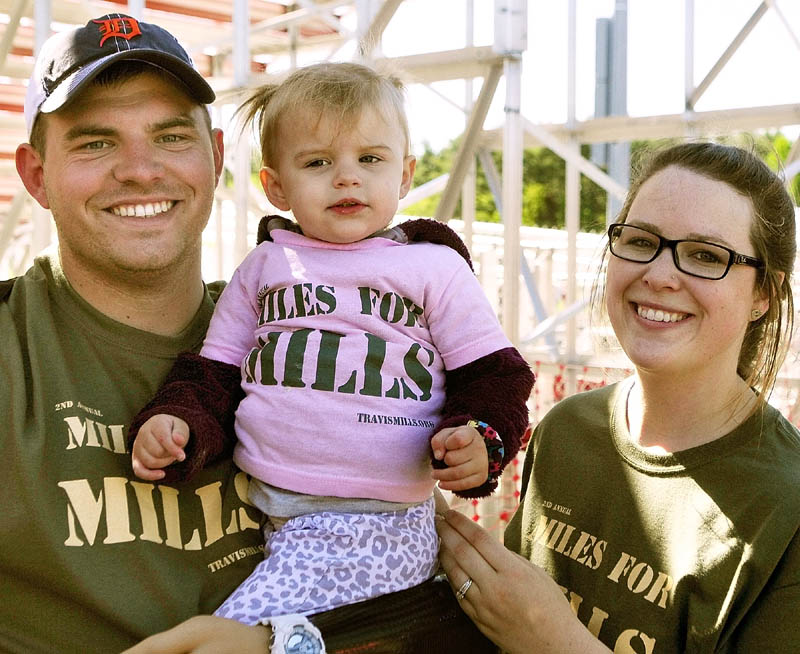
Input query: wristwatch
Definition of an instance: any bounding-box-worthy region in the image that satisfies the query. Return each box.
[259,614,326,654]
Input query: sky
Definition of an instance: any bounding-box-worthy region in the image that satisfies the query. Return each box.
[333,0,800,154]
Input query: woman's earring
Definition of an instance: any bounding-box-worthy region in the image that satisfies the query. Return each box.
[751,309,762,320]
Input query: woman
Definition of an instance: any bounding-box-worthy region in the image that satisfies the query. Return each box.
[437,141,800,653]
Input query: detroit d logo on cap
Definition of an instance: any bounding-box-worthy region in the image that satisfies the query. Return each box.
[92,16,142,46]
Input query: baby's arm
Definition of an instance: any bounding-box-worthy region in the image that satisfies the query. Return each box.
[128,352,243,482]
[431,347,534,498]
[131,414,190,481]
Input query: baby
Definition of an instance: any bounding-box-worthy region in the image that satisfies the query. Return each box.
[129,62,534,625]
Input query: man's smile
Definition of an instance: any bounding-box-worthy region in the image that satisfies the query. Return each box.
[110,200,175,217]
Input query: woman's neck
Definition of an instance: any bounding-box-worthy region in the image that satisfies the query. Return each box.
[626,370,757,453]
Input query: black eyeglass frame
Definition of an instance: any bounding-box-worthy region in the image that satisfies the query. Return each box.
[607,223,765,280]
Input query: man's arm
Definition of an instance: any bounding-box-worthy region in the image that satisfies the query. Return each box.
[123,575,499,654]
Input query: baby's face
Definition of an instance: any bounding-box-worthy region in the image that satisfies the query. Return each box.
[260,106,415,244]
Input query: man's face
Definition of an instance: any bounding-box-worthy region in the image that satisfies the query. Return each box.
[20,70,223,284]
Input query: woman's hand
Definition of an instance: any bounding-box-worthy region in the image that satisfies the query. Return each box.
[121,616,270,654]
[436,509,611,654]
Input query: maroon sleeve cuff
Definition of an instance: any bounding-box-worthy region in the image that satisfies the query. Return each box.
[128,352,243,482]
[431,347,535,499]
[396,218,473,270]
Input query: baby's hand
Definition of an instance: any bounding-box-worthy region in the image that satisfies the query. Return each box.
[430,424,488,492]
[131,414,189,481]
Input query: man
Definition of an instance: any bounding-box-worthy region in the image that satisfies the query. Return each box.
[4,14,498,654]
[2,15,265,653]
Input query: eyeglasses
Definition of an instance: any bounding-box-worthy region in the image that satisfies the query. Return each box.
[607,223,764,280]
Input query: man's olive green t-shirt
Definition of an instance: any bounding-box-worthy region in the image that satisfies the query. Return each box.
[0,256,264,653]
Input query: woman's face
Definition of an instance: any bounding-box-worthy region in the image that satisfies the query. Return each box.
[606,165,768,380]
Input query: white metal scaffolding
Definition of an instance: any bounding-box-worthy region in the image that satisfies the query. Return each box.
[1,0,798,365]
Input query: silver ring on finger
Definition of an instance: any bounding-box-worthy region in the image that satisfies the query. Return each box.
[455,576,473,601]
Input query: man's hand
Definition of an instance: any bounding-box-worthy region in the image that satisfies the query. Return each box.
[121,615,270,654]
[431,424,489,492]
[131,414,189,481]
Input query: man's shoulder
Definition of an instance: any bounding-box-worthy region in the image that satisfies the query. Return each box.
[0,277,16,302]
[2,255,56,304]
[207,279,227,304]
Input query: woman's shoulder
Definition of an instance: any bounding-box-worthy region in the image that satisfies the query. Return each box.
[767,402,800,437]
[761,403,800,466]
[538,380,624,429]
[734,404,800,510]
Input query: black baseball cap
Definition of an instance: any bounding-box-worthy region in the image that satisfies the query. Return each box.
[25,13,215,135]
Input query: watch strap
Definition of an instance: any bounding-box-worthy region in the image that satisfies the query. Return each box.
[467,419,504,482]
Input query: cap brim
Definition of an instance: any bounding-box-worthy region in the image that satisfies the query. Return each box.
[39,49,215,114]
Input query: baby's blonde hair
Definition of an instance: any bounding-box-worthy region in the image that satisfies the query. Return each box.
[239,62,410,168]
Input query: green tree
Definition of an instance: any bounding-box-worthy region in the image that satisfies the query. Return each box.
[755,132,800,203]
[403,140,607,232]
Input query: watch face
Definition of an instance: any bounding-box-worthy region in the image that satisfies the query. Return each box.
[285,625,323,654]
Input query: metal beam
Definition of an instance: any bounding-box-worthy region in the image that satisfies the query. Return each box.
[480,104,800,147]
[689,1,769,107]
[0,58,30,78]
[522,299,588,345]
[0,113,26,130]
[296,0,352,39]
[233,0,250,264]
[520,252,559,359]
[785,160,800,184]
[434,63,502,223]
[684,0,694,108]
[475,147,558,357]
[375,46,505,84]
[127,0,144,19]
[233,45,504,98]
[420,83,468,113]
[787,136,800,165]
[770,0,800,51]
[245,0,347,37]
[565,0,578,392]
[521,118,627,200]
[246,33,346,58]
[31,0,51,256]
[398,174,449,210]
[197,0,347,56]
[462,0,476,252]
[0,0,28,71]
[0,0,225,47]
[477,148,502,213]
[502,55,523,345]
[605,0,628,220]
[359,0,403,58]
[0,190,26,265]
[785,131,800,184]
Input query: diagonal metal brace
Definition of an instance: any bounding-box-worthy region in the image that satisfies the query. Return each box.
[435,62,503,223]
